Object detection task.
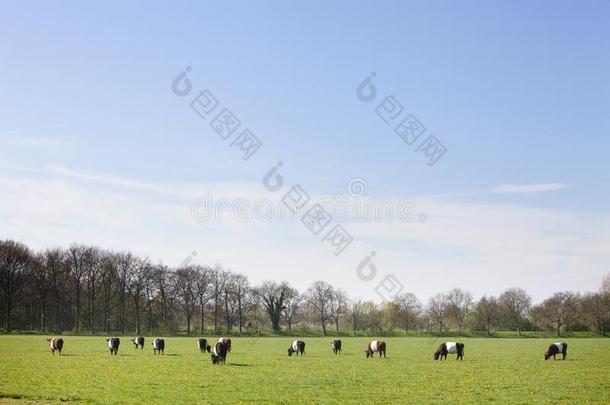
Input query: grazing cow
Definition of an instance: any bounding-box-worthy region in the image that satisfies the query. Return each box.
[365,340,386,358]
[107,337,120,355]
[152,338,165,355]
[331,339,342,354]
[217,337,232,352]
[434,342,464,361]
[131,336,145,349]
[198,338,211,353]
[288,340,306,356]
[544,342,568,360]
[211,341,229,364]
[47,337,64,356]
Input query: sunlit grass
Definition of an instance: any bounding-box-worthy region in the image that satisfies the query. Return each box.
[0,336,609,403]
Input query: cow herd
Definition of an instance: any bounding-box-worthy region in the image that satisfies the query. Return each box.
[46,337,569,363]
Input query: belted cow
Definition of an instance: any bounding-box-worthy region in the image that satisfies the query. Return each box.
[365,340,386,358]
[332,339,342,354]
[544,342,568,360]
[217,337,232,352]
[107,337,120,355]
[288,340,305,356]
[211,341,229,364]
[152,338,165,355]
[434,342,464,361]
[131,336,145,349]
[47,337,64,356]
[198,338,211,353]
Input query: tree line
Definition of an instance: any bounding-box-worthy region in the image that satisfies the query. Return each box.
[1,240,609,336]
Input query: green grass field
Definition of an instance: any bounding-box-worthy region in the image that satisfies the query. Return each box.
[1,336,609,404]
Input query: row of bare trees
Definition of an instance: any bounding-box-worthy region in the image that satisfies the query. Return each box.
[1,240,609,336]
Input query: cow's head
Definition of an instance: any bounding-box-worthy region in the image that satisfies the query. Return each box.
[434,351,440,360]
[365,350,371,358]
[544,351,550,360]
[288,347,294,356]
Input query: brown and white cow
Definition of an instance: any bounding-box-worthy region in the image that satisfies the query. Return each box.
[331,339,342,354]
[217,337,232,352]
[434,342,464,361]
[152,338,165,355]
[544,342,568,360]
[211,341,229,364]
[198,338,211,353]
[131,336,145,349]
[365,340,386,358]
[288,340,305,356]
[107,337,120,355]
[47,337,64,356]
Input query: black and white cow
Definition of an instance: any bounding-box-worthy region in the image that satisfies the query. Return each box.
[47,337,64,356]
[365,340,386,358]
[434,342,464,361]
[211,341,229,364]
[152,338,165,355]
[217,337,232,352]
[131,336,145,349]
[332,339,342,354]
[198,338,211,353]
[288,340,305,356]
[544,342,568,360]
[107,337,120,355]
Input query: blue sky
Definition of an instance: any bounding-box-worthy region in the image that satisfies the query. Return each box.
[1,1,609,302]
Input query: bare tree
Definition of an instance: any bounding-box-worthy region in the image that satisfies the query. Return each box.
[328,288,348,332]
[66,244,92,334]
[304,281,334,335]
[116,252,136,334]
[194,265,211,334]
[175,266,198,335]
[538,291,578,336]
[152,264,173,332]
[498,288,531,336]
[446,288,473,333]
[127,258,149,335]
[84,247,103,334]
[257,281,291,333]
[100,254,118,334]
[581,292,610,336]
[209,266,227,334]
[43,248,67,332]
[601,273,610,294]
[222,272,238,333]
[282,287,300,331]
[233,273,250,333]
[427,293,448,332]
[30,252,50,332]
[393,292,422,333]
[473,296,499,335]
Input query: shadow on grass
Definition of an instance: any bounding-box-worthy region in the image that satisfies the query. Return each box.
[163,354,181,357]
[229,363,252,367]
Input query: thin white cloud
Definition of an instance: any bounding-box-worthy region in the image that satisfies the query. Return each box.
[1,132,73,152]
[491,183,570,194]
[1,170,606,303]
[46,165,169,193]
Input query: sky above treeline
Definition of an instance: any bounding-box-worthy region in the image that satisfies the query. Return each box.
[0,1,609,303]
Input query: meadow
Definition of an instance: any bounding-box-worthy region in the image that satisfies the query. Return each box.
[0,336,609,404]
